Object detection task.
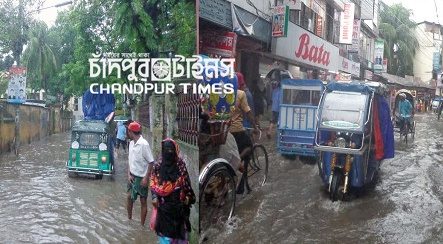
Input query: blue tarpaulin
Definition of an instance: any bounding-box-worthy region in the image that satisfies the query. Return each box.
[326,81,374,94]
[82,89,115,120]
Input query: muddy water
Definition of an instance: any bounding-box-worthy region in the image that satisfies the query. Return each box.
[0,132,157,243]
[203,113,443,243]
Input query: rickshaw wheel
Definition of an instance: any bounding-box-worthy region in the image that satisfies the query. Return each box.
[68,172,78,178]
[330,171,343,202]
[95,174,103,180]
[199,165,236,232]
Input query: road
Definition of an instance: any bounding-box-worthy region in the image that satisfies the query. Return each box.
[203,112,443,243]
[0,132,157,243]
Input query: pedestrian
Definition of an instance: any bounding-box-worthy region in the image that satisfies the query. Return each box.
[237,72,255,129]
[267,80,281,139]
[150,138,196,244]
[116,121,127,153]
[252,78,266,123]
[126,121,155,226]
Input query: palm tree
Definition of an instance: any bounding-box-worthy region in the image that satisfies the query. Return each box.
[379,3,418,77]
[25,22,57,92]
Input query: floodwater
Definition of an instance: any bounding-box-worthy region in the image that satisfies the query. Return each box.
[0,133,157,243]
[202,113,443,243]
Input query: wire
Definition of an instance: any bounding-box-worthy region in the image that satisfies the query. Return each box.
[433,0,441,25]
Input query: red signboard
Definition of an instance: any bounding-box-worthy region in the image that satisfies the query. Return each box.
[315,16,323,36]
[200,31,237,58]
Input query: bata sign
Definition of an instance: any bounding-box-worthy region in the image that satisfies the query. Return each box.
[274,22,339,71]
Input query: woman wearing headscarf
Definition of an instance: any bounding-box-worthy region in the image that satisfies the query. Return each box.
[150,138,196,244]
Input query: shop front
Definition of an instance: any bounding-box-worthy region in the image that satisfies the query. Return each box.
[272,21,340,82]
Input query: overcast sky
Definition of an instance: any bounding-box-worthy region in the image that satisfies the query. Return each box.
[34,0,71,27]
[382,0,443,24]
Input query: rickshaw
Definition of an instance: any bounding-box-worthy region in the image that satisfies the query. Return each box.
[277,79,324,157]
[392,89,416,143]
[315,81,394,201]
[66,90,116,179]
[198,57,268,235]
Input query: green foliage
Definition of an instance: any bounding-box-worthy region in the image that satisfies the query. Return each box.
[379,3,418,77]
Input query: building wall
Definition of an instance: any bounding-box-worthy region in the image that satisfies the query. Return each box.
[0,102,72,154]
[414,23,440,83]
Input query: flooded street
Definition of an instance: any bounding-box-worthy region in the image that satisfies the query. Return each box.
[204,112,443,243]
[0,133,157,243]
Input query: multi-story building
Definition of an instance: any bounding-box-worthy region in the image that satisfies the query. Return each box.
[413,21,443,88]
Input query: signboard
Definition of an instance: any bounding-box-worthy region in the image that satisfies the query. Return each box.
[315,16,323,36]
[272,5,289,37]
[433,52,441,70]
[7,66,27,104]
[274,21,340,71]
[199,0,232,29]
[283,0,301,10]
[339,57,360,77]
[350,19,360,53]
[365,70,373,80]
[374,39,384,73]
[200,31,237,58]
[339,3,355,44]
[383,58,388,73]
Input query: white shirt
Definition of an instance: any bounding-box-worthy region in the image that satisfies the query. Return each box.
[128,135,155,177]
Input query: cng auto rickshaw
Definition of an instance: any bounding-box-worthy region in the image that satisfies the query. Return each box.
[67,120,115,179]
[315,81,394,201]
[66,90,116,179]
[277,79,324,157]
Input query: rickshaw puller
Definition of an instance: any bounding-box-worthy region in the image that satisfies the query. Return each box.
[398,93,413,133]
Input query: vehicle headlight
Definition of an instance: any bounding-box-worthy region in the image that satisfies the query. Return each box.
[335,137,347,148]
[101,156,107,163]
[71,141,79,149]
[99,143,107,151]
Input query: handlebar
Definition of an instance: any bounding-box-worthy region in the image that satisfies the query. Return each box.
[244,127,262,140]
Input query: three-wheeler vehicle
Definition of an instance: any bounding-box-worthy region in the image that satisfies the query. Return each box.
[315,81,394,201]
[277,79,324,157]
[66,90,116,179]
[392,89,416,143]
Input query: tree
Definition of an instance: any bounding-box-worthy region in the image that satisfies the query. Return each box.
[25,21,58,92]
[379,3,419,77]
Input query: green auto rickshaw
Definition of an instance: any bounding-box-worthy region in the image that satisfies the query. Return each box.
[66,89,116,179]
[66,120,115,179]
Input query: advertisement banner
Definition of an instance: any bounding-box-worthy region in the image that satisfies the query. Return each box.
[383,58,388,73]
[339,3,355,44]
[200,31,237,58]
[339,57,360,77]
[272,5,289,37]
[7,66,27,104]
[433,52,441,70]
[374,39,384,73]
[274,21,340,71]
[350,19,360,52]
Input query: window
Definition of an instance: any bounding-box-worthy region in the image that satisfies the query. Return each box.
[177,89,199,146]
[300,3,316,33]
[325,3,334,42]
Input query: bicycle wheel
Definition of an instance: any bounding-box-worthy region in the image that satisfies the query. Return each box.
[248,144,269,187]
[199,165,236,232]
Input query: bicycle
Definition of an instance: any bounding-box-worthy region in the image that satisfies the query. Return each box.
[237,128,269,193]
